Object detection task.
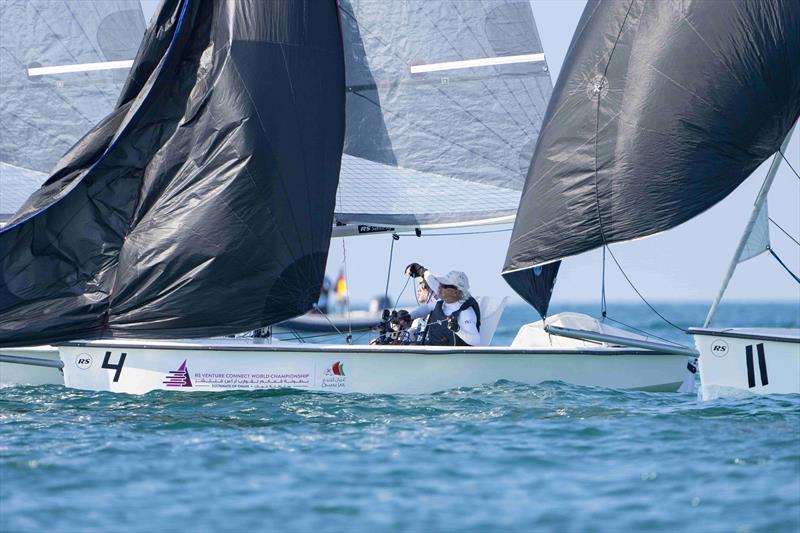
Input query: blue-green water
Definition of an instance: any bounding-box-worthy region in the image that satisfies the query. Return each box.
[2,303,799,532]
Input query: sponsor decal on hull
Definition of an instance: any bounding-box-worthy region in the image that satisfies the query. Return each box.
[163,360,193,388]
[320,361,347,390]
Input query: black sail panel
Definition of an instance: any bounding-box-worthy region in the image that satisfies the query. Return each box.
[502,262,560,318]
[0,0,345,346]
[504,0,800,277]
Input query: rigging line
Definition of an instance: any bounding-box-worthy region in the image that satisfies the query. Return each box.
[338,6,520,150]
[602,315,685,348]
[604,245,687,332]
[778,149,800,181]
[769,217,800,247]
[392,275,412,311]
[600,247,607,319]
[768,248,800,284]
[310,305,351,342]
[349,90,519,176]
[383,234,396,304]
[341,238,352,339]
[397,228,512,237]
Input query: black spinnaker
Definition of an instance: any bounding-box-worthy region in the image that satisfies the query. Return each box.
[503,0,800,317]
[0,0,346,347]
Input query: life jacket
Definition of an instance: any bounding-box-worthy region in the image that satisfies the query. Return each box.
[422,297,481,346]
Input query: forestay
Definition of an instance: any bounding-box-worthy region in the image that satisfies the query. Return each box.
[336,0,552,228]
[0,0,145,221]
[503,0,800,316]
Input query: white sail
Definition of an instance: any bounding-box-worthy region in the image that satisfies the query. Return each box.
[0,0,145,220]
[336,0,552,229]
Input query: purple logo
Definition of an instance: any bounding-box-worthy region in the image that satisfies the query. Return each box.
[163,360,193,387]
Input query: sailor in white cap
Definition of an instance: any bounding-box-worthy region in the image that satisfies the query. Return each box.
[403,263,481,346]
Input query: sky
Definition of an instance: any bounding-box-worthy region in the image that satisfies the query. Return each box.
[140,0,800,309]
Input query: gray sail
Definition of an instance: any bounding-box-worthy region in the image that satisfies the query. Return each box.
[336,0,552,227]
[0,0,345,347]
[0,0,145,221]
[504,0,800,297]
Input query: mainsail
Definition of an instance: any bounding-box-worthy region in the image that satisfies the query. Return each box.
[336,0,552,228]
[0,0,345,347]
[0,0,145,221]
[503,0,800,316]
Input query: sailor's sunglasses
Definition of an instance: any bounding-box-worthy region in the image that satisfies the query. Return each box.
[440,284,457,290]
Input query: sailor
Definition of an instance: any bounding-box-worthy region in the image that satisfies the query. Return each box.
[403,264,481,346]
[408,276,435,343]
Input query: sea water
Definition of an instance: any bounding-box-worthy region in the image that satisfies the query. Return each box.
[1,303,798,532]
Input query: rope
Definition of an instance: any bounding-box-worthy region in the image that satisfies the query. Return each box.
[769,217,800,247]
[392,275,412,310]
[602,315,685,347]
[778,149,800,181]
[768,247,800,284]
[603,246,687,332]
[600,247,607,319]
[383,235,397,304]
[310,305,354,342]
[340,239,352,342]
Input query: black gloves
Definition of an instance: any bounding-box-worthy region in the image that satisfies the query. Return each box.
[447,315,460,332]
[405,262,426,278]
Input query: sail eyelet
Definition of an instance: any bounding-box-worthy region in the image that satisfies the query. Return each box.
[587,75,608,100]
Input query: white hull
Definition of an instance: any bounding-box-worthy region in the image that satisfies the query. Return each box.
[691,328,800,400]
[50,338,688,394]
[0,346,62,386]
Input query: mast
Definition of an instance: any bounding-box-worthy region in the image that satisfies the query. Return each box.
[704,124,797,327]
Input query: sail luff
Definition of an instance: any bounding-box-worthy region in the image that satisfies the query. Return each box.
[704,124,797,327]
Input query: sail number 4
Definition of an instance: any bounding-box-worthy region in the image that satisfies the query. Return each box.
[101,351,127,382]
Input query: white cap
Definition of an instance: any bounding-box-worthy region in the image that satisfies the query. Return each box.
[433,270,470,298]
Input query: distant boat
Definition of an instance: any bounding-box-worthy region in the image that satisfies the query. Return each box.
[0,0,692,394]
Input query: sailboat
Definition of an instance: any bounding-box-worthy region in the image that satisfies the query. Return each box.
[0,0,692,394]
[689,127,799,398]
[501,0,799,399]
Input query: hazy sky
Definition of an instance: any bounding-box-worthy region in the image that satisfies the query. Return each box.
[140,1,799,308]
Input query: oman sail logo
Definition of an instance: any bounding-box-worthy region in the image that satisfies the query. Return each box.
[324,361,345,378]
[163,360,193,387]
